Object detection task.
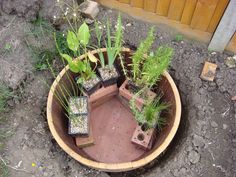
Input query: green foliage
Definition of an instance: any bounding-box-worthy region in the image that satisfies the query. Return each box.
[4,43,11,51]
[0,160,9,177]
[131,27,155,81]
[77,23,90,47]
[30,16,55,38]
[174,34,183,42]
[130,93,169,129]
[0,84,15,151]
[130,28,173,89]
[26,42,58,71]
[138,46,173,87]
[0,84,14,113]
[57,23,96,82]
[25,16,57,71]
[95,21,105,68]
[54,32,73,56]
[67,30,79,52]
[95,15,123,68]
[106,14,123,68]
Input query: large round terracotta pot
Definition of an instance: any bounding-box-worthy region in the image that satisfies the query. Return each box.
[47,48,181,172]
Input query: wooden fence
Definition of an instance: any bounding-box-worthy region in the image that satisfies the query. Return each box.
[116,0,229,33]
[97,0,236,52]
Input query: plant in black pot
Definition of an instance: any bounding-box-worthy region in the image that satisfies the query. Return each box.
[130,94,169,150]
[58,22,101,96]
[95,15,123,87]
[119,27,173,110]
[68,96,89,136]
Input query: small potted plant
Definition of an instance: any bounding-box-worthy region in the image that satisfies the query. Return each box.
[130,95,169,150]
[119,28,173,110]
[95,15,123,87]
[59,23,101,96]
[68,96,89,136]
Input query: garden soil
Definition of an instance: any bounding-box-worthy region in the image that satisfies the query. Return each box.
[0,4,235,177]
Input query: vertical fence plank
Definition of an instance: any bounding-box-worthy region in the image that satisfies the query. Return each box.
[156,0,171,16]
[144,0,157,13]
[208,0,236,52]
[207,0,229,33]
[168,0,186,21]
[130,0,144,8]
[190,0,219,31]
[180,0,197,25]
[119,0,130,3]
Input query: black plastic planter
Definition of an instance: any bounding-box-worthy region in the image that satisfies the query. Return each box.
[68,96,89,136]
[81,75,102,96]
[98,65,120,87]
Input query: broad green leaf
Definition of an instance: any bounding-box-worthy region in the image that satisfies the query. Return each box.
[69,61,81,73]
[60,53,80,73]
[87,52,98,63]
[77,60,86,72]
[67,30,79,52]
[77,23,90,46]
[60,53,73,63]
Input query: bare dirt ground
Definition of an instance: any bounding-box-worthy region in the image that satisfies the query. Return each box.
[0,2,235,177]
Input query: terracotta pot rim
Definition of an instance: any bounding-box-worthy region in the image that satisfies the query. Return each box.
[47,48,182,172]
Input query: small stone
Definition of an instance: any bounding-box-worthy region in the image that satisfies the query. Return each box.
[210,121,218,128]
[79,0,99,19]
[223,124,228,129]
[126,23,132,27]
[211,52,217,55]
[193,134,205,148]
[225,56,236,68]
[231,96,236,101]
[85,18,95,25]
[188,150,200,164]
[7,99,14,107]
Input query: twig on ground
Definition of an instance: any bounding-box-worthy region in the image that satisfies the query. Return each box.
[0,156,33,174]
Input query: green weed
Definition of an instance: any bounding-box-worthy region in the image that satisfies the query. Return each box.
[174,34,183,42]
[0,84,14,113]
[0,160,9,177]
[24,16,58,71]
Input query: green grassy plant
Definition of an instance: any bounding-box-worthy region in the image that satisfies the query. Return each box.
[130,93,169,129]
[95,15,123,68]
[0,160,9,177]
[0,84,15,151]
[129,28,173,89]
[24,16,58,71]
[174,34,183,42]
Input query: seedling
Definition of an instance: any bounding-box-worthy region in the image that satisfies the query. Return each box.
[130,92,169,150]
[95,15,123,86]
[58,23,101,95]
[174,34,183,42]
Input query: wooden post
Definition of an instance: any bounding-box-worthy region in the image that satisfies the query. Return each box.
[208,0,236,52]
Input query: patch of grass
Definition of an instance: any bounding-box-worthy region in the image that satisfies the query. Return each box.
[26,42,58,71]
[30,16,55,39]
[24,16,59,71]
[174,34,183,42]
[0,84,14,113]
[0,160,9,177]
[0,83,14,150]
